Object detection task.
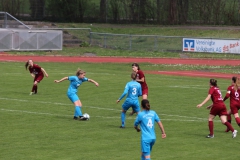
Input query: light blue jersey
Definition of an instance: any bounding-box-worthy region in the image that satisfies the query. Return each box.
[134,110,160,140]
[118,80,142,128]
[67,76,88,94]
[119,80,142,101]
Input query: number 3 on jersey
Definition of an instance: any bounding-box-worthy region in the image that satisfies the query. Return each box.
[147,118,153,128]
[132,87,137,95]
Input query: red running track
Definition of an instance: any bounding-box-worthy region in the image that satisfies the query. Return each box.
[0,54,239,79]
[0,54,240,66]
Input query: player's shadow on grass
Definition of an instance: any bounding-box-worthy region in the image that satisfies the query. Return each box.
[187,128,232,138]
[106,124,134,129]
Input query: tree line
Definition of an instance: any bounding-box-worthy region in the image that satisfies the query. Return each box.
[0,0,239,25]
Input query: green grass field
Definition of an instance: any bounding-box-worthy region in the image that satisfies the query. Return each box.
[0,61,239,160]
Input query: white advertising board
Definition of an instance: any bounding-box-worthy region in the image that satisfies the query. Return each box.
[183,38,240,53]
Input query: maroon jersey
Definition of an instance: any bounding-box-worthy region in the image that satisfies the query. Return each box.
[208,86,224,104]
[226,85,240,105]
[29,64,43,76]
[136,70,148,90]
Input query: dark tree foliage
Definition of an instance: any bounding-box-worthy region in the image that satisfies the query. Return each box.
[29,0,45,20]
[0,0,238,25]
[47,0,88,22]
[0,0,23,17]
[109,0,121,23]
[100,0,107,22]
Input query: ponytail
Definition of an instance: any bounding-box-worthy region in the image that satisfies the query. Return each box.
[25,61,29,70]
[210,79,218,87]
[141,99,150,111]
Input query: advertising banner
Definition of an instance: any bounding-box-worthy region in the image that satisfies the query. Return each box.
[183,38,240,53]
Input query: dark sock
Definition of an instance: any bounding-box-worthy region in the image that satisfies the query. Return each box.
[31,85,37,92]
[227,114,231,123]
[224,122,234,132]
[35,85,38,93]
[235,117,240,126]
[208,121,214,135]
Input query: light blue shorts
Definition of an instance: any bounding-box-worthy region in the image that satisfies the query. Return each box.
[122,99,140,112]
[67,93,79,103]
[141,139,156,156]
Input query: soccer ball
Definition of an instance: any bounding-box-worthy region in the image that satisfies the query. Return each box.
[83,113,90,120]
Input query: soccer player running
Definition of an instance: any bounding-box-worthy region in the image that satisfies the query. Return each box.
[223,77,240,132]
[134,99,166,160]
[54,69,99,120]
[130,63,148,115]
[25,59,48,95]
[117,72,142,128]
[197,79,237,138]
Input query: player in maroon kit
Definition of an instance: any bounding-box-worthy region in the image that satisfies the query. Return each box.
[25,59,48,95]
[197,79,237,138]
[223,77,240,132]
[130,63,148,115]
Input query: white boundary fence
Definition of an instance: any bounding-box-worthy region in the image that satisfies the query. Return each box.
[0,29,62,51]
[0,12,62,51]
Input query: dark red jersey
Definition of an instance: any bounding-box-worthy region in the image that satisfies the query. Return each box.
[226,85,240,105]
[136,70,148,90]
[208,86,224,104]
[29,64,43,76]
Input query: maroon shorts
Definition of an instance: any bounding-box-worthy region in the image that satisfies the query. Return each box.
[210,103,228,116]
[34,75,44,83]
[142,87,148,95]
[230,103,240,114]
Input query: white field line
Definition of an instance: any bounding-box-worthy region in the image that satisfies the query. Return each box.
[158,71,227,77]
[0,97,210,122]
[0,97,118,111]
[95,116,208,122]
[0,108,71,117]
[159,113,206,120]
[169,85,231,91]
[169,86,208,89]
[0,109,208,122]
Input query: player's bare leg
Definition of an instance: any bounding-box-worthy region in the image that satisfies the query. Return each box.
[142,94,147,100]
[233,113,240,126]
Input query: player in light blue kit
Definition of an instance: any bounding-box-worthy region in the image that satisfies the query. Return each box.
[54,69,99,120]
[117,72,142,128]
[134,99,166,160]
